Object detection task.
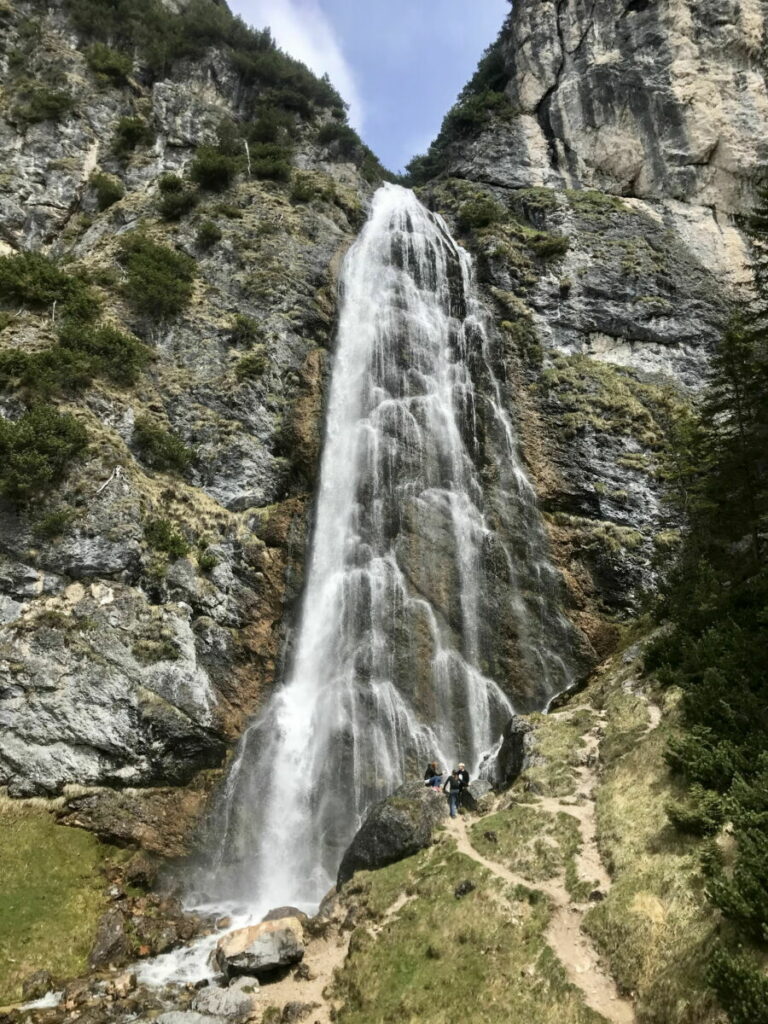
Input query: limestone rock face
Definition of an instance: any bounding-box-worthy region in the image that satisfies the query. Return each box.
[214,918,305,978]
[453,0,768,213]
[0,0,369,804]
[337,781,448,887]
[479,716,534,790]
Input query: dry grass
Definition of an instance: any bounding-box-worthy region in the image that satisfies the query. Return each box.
[583,682,724,1023]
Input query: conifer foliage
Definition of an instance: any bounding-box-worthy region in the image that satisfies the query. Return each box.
[647,182,768,1023]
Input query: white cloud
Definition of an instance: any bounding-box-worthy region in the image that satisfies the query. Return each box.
[232,0,364,130]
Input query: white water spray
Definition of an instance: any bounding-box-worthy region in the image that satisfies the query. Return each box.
[139,186,580,987]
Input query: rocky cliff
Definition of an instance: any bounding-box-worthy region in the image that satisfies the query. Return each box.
[0,0,376,816]
[415,0,767,624]
[0,0,766,1013]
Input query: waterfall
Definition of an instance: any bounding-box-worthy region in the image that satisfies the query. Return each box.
[195,184,577,915]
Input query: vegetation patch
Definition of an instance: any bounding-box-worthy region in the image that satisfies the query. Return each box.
[470,806,589,897]
[0,406,88,502]
[196,219,222,250]
[235,348,267,381]
[90,171,124,211]
[0,799,122,1004]
[333,844,603,1024]
[85,42,132,85]
[157,174,198,221]
[144,516,189,559]
[118,234,196,320]
[113,116,155,157]
[133,414,192,473]
[518,708,596,797]
[0,252,99,322]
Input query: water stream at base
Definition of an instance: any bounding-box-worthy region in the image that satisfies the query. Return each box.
[138,184,578,987]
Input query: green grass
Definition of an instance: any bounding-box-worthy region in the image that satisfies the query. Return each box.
[333,843,605,1024]
[518,708,597,797]
[469,806,592,899]
[0,800,123,1004]
[581,679,723,1023]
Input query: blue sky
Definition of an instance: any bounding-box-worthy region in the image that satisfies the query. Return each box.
[229,0,510,172]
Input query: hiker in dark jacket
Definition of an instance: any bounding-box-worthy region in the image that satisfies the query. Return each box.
[443,769,463,818]
[457,763,469,788]
[424,761,442,788]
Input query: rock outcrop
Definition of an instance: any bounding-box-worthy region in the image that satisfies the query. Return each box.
[214,918,305,978]
[0,0,373,808]
[337,781,448,886]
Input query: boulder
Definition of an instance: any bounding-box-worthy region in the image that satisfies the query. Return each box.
[336,781,448,887]
[192,983,254,1021]
[479,716,533,789]
[155,1014,225,1024]
[460,778,493,812]
[21,970,54,1001]
[89,907,132,969]
[214,918,304,978]
[262,905,307,923]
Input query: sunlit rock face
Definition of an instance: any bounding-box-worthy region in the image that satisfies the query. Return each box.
[455,0,768,215]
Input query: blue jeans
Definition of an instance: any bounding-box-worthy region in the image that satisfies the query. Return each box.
[448,791,460,818]
[427,775,442,788]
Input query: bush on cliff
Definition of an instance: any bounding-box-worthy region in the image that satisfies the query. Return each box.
[0,253,99,322]
[133,415,192,474]
[118,234,196,320]
[0,406,88,502]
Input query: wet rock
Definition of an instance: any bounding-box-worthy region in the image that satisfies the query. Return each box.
[214,918,305,978]
[155,1013,226,1024]
[21,970,54,1001]
[89,908,132,970]
[192,983,253,1021]
[262,906,308,923]
[460,779,493,812]
[480,716,534,789]
[337,781,448,886]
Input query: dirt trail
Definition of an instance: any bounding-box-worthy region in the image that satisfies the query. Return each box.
[444,710,636,1024]
[248,927,351,1024]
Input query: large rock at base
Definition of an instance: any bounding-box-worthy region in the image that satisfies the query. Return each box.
[214,918,304,978]
[192,983,254,1021]
[479,716,533,789]
[337,781,448,887]
[460,779,493,812]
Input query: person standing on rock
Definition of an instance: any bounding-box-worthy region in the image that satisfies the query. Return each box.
[443,769,463,818]
[457,763,469,789]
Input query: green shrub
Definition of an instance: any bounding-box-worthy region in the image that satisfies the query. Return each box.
[290,172,316,203]
[0,253,99,322]
[158,172,183,193]
[158,189,198,221]
[457,197,503,232]
[59,322,151,387]
[528,233,570,259]
[665,784,725,835]
[196,220,222,250]
[248,142,292,182]
[118,234,196,320]
[144,517,189,559]
[316,121,359,159]
[198,549,217,572]
[229,314,261,345]
[708,947,768,1024]
[248,107,292,144]
[235,348,267,380]
[0,406,88,501]
[85,43,132,85]
[190,146,239,191]
[13,84,73,124]
[113,116,155,157]
[133,414,192,473]
[34,505,78,539]
[90,171,124,211]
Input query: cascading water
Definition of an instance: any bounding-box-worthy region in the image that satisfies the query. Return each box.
[199,183,578,910]
[140,185,580,984]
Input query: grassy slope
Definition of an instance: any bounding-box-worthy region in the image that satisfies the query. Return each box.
[0,799,123,1004]
[333,844,604,1024]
